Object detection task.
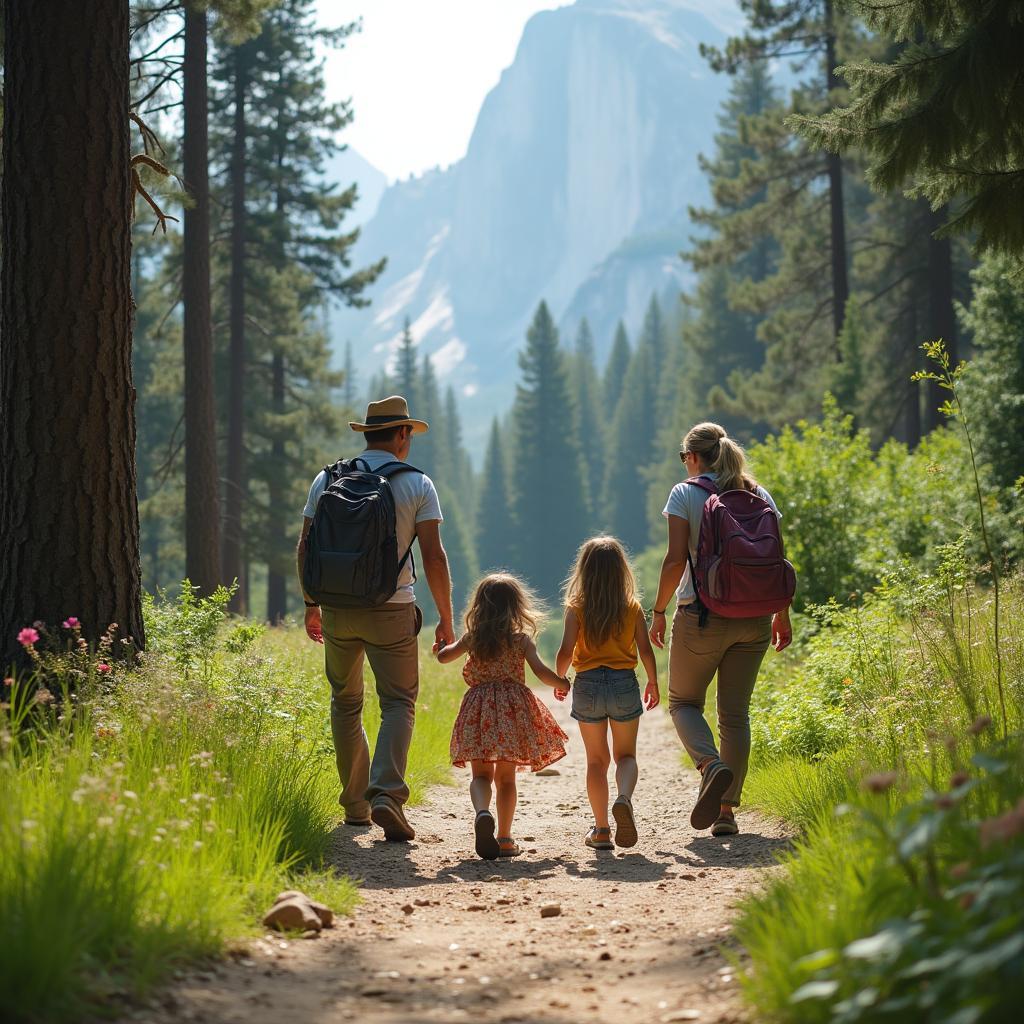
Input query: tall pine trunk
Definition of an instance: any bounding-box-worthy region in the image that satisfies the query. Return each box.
[925,204,957,432]
[0,0,144,666]
[824,0,850,351]
[266,351,287,624]
[182,3,222,595]
[222,48,250,614]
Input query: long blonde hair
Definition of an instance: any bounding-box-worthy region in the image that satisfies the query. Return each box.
[682,421,757,493]
[563,536,639,647]
[464,573,543,662]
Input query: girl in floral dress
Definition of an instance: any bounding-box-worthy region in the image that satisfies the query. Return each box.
[437,573,570,859]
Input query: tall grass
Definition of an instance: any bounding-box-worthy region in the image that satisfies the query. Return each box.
[0,597,464,1024]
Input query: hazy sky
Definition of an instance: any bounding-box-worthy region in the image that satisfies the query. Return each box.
[318,1,740,181]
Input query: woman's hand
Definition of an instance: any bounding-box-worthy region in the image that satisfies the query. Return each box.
[649,610,667,649]
[644,680,661,710]
[552,677,571,702]
[771,610,793,652]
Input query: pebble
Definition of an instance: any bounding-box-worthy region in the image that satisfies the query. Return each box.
[535,768,561,777]
[661,1012,701,1022]
[540,903,562,918]
[401,904,415,914]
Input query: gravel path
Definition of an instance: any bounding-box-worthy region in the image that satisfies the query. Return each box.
[131,694,790,1024]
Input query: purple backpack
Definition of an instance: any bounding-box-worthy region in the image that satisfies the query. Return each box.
[686,476,796,620]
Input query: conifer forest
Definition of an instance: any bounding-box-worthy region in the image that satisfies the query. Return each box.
[1,3,1023,1023]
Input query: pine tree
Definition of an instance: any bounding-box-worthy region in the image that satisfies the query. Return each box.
[476,419,516,574]
[792,2,1024,255]
[570,319,605,527]
[394,316,418,402]
[342,339,357,410]
[511,303,589,598]
[704,0,852,346]
[209,0,384,616]
[1,0,145,664]
[603,321,632,413]
[413,353,442,480]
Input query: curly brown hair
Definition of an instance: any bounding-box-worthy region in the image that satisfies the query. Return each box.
[464,573,544,662]
[563,535,639,647]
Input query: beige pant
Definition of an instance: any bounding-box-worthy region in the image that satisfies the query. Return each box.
[668,605,771,806]
[322,603,421,819]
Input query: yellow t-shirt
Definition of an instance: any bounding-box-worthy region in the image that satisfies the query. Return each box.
[571,601,643,673]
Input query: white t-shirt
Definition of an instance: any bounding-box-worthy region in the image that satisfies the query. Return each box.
[303,449,443,604]
[662,473,781,605]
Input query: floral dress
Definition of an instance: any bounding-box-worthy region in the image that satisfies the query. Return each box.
[450,636,568,771]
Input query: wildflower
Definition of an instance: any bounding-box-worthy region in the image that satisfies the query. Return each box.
[21,819,38,830]
[96,816,114,828]
[62,617,80,630]
[2,677,13,689]
[193,840,204,850]
[841,677,853,687]
[979,799,1024,848]
[949,861,971,880]
[862,771,898,794]
[17,627,39,648]
[96,663,111,675]
[33,688,55,706]
[967,714,992,736]
[122,790,138,801]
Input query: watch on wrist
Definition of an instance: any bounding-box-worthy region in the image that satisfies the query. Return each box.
[650,607,666,616]
[304,600,319,608]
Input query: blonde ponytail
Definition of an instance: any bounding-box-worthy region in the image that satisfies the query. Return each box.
[682,422,756,493]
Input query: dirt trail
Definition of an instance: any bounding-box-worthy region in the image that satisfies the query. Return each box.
[132,696,789,1024]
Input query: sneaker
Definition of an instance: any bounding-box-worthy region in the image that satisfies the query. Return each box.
[612,795,638,848]
[370,796,415,842]
[690,758,734,830]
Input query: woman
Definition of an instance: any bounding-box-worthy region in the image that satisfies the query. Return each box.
[649,422,792,837]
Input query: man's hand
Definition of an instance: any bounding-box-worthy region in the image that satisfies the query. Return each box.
[433,619,456,654]
[304,605,323,644]
[643,681,661,711]
[649,610,667,649]
[771,611,792,652]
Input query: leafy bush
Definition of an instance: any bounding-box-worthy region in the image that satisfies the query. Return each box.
[738,740,1024,1023]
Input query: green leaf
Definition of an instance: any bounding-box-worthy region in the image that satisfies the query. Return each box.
[971,753,1009,774]
[941,1007,983,1024]
[795,948,840,972]
[790,979,839,1003]
[954,932,1024,978]
[898,813,945,859]
[844,929,905,961]
[899,950,961,978]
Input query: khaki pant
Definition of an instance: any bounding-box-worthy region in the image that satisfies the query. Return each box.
[321,602,421,819]
[668,605,770,806]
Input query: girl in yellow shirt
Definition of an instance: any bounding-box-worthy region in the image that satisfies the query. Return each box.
[556,536,660,850]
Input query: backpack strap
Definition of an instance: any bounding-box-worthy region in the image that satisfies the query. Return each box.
[685,474,718,494]
[683,476,716,628]
[369,461,425,582]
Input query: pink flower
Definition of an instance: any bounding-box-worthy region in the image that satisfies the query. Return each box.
[17,627,40,648]
[62,617,80,630]
[96,663,112,675]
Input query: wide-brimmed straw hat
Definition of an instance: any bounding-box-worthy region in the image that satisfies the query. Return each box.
[349,395,429,434]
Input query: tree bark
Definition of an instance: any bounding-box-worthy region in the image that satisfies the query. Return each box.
[0,0,144,667]
[266,351,287,624]
[182,3,222,595]
[824,1,850,353]
[222,46,250,614]
[926,204,957,432]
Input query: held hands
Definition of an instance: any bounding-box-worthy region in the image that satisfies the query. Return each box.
[771,610,793,652]
[649,610,667,649]
[432,619,456,655]
[551,677,571,702]
[643,680,661,711]
[304,605,323,644]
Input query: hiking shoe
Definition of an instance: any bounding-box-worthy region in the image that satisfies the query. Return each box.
[711,814,739,837]
[370,796,415,842]
[690,758,734,830]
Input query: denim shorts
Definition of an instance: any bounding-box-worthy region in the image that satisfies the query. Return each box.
[571,667,643,723]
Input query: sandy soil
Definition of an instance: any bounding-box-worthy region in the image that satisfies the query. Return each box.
[125,695,790,1024]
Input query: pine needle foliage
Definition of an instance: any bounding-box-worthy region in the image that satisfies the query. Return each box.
[791,0,1024,253]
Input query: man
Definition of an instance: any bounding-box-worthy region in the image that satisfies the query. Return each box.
[297,395,456,841]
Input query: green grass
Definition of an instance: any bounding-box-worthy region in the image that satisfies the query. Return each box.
[0,600,464,1024]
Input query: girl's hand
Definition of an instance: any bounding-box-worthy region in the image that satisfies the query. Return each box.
[771,611,792,652]
[649,610,667,649]
[552,677,570,702]
[643,681,660,711]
